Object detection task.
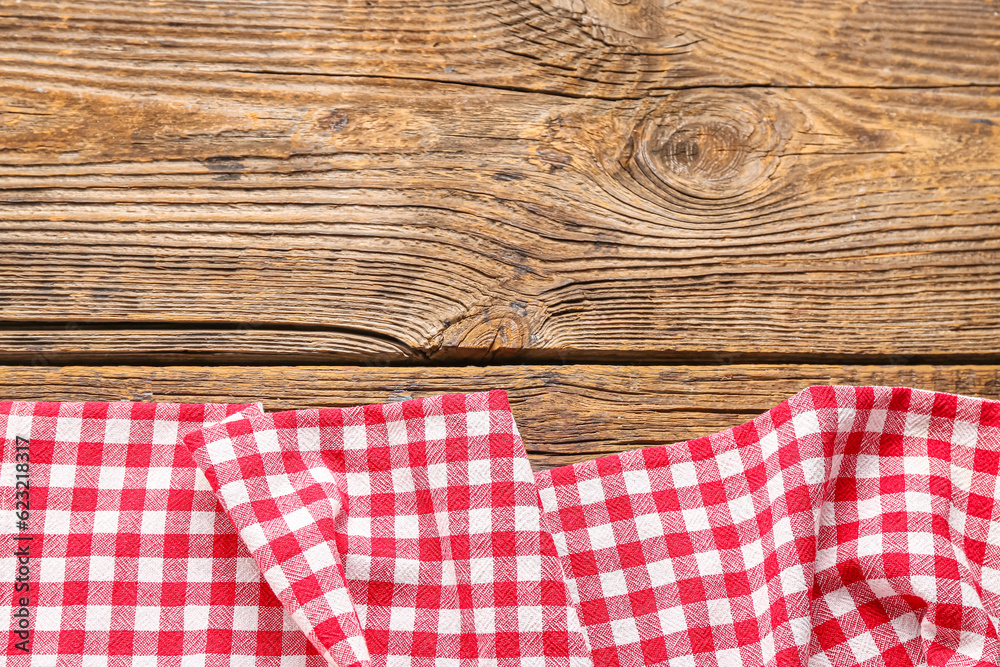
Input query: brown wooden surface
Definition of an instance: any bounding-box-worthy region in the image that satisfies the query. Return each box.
[1,0,997,463]
[4,364,999,469]
[1,0,999,363]
[2,0,998,92]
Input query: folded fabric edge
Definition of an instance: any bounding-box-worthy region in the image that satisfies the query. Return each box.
[183,405,370,667]
[181,390,597,667]
[536,384,1000,667]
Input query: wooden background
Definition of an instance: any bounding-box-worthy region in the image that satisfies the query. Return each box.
[1,0,998,469]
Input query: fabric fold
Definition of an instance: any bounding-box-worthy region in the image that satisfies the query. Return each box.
[1,400,325,664]
[183,407,369,667]
[182,390,592,667]
[10,386,1000,667]
[534,385,1000,667]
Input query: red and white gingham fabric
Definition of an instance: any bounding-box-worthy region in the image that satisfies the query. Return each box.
[184,391,592,667]
[536,385,1000,667]
[0,400,326,666]
[5,386,1000,667]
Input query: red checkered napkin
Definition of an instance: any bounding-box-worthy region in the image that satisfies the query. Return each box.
[183,390,592,667]
[8,386,1000,667]
[0,400,325,666]
[535,386,1000,667]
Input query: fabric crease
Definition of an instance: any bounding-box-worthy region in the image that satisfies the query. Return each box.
[4,386,1000,667]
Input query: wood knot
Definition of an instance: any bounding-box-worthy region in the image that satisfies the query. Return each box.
[547,0,677,43]
[661,122,744,183]
[633,91,786,200]
[433,303,532,362]
[317,110,348,132]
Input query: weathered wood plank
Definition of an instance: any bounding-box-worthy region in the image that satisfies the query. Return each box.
[0,0,997,97]
[0,329,415,365]
[2,80,998,361]
[2,364,998,468]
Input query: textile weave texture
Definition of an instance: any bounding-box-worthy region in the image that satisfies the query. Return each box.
[0,400,326,665]
[3,386,1000,667]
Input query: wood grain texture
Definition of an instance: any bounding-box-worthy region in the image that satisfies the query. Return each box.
[3,364,998,468]
[1,0,998,96]
[3,83,999,362]
[1,0,998,363]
